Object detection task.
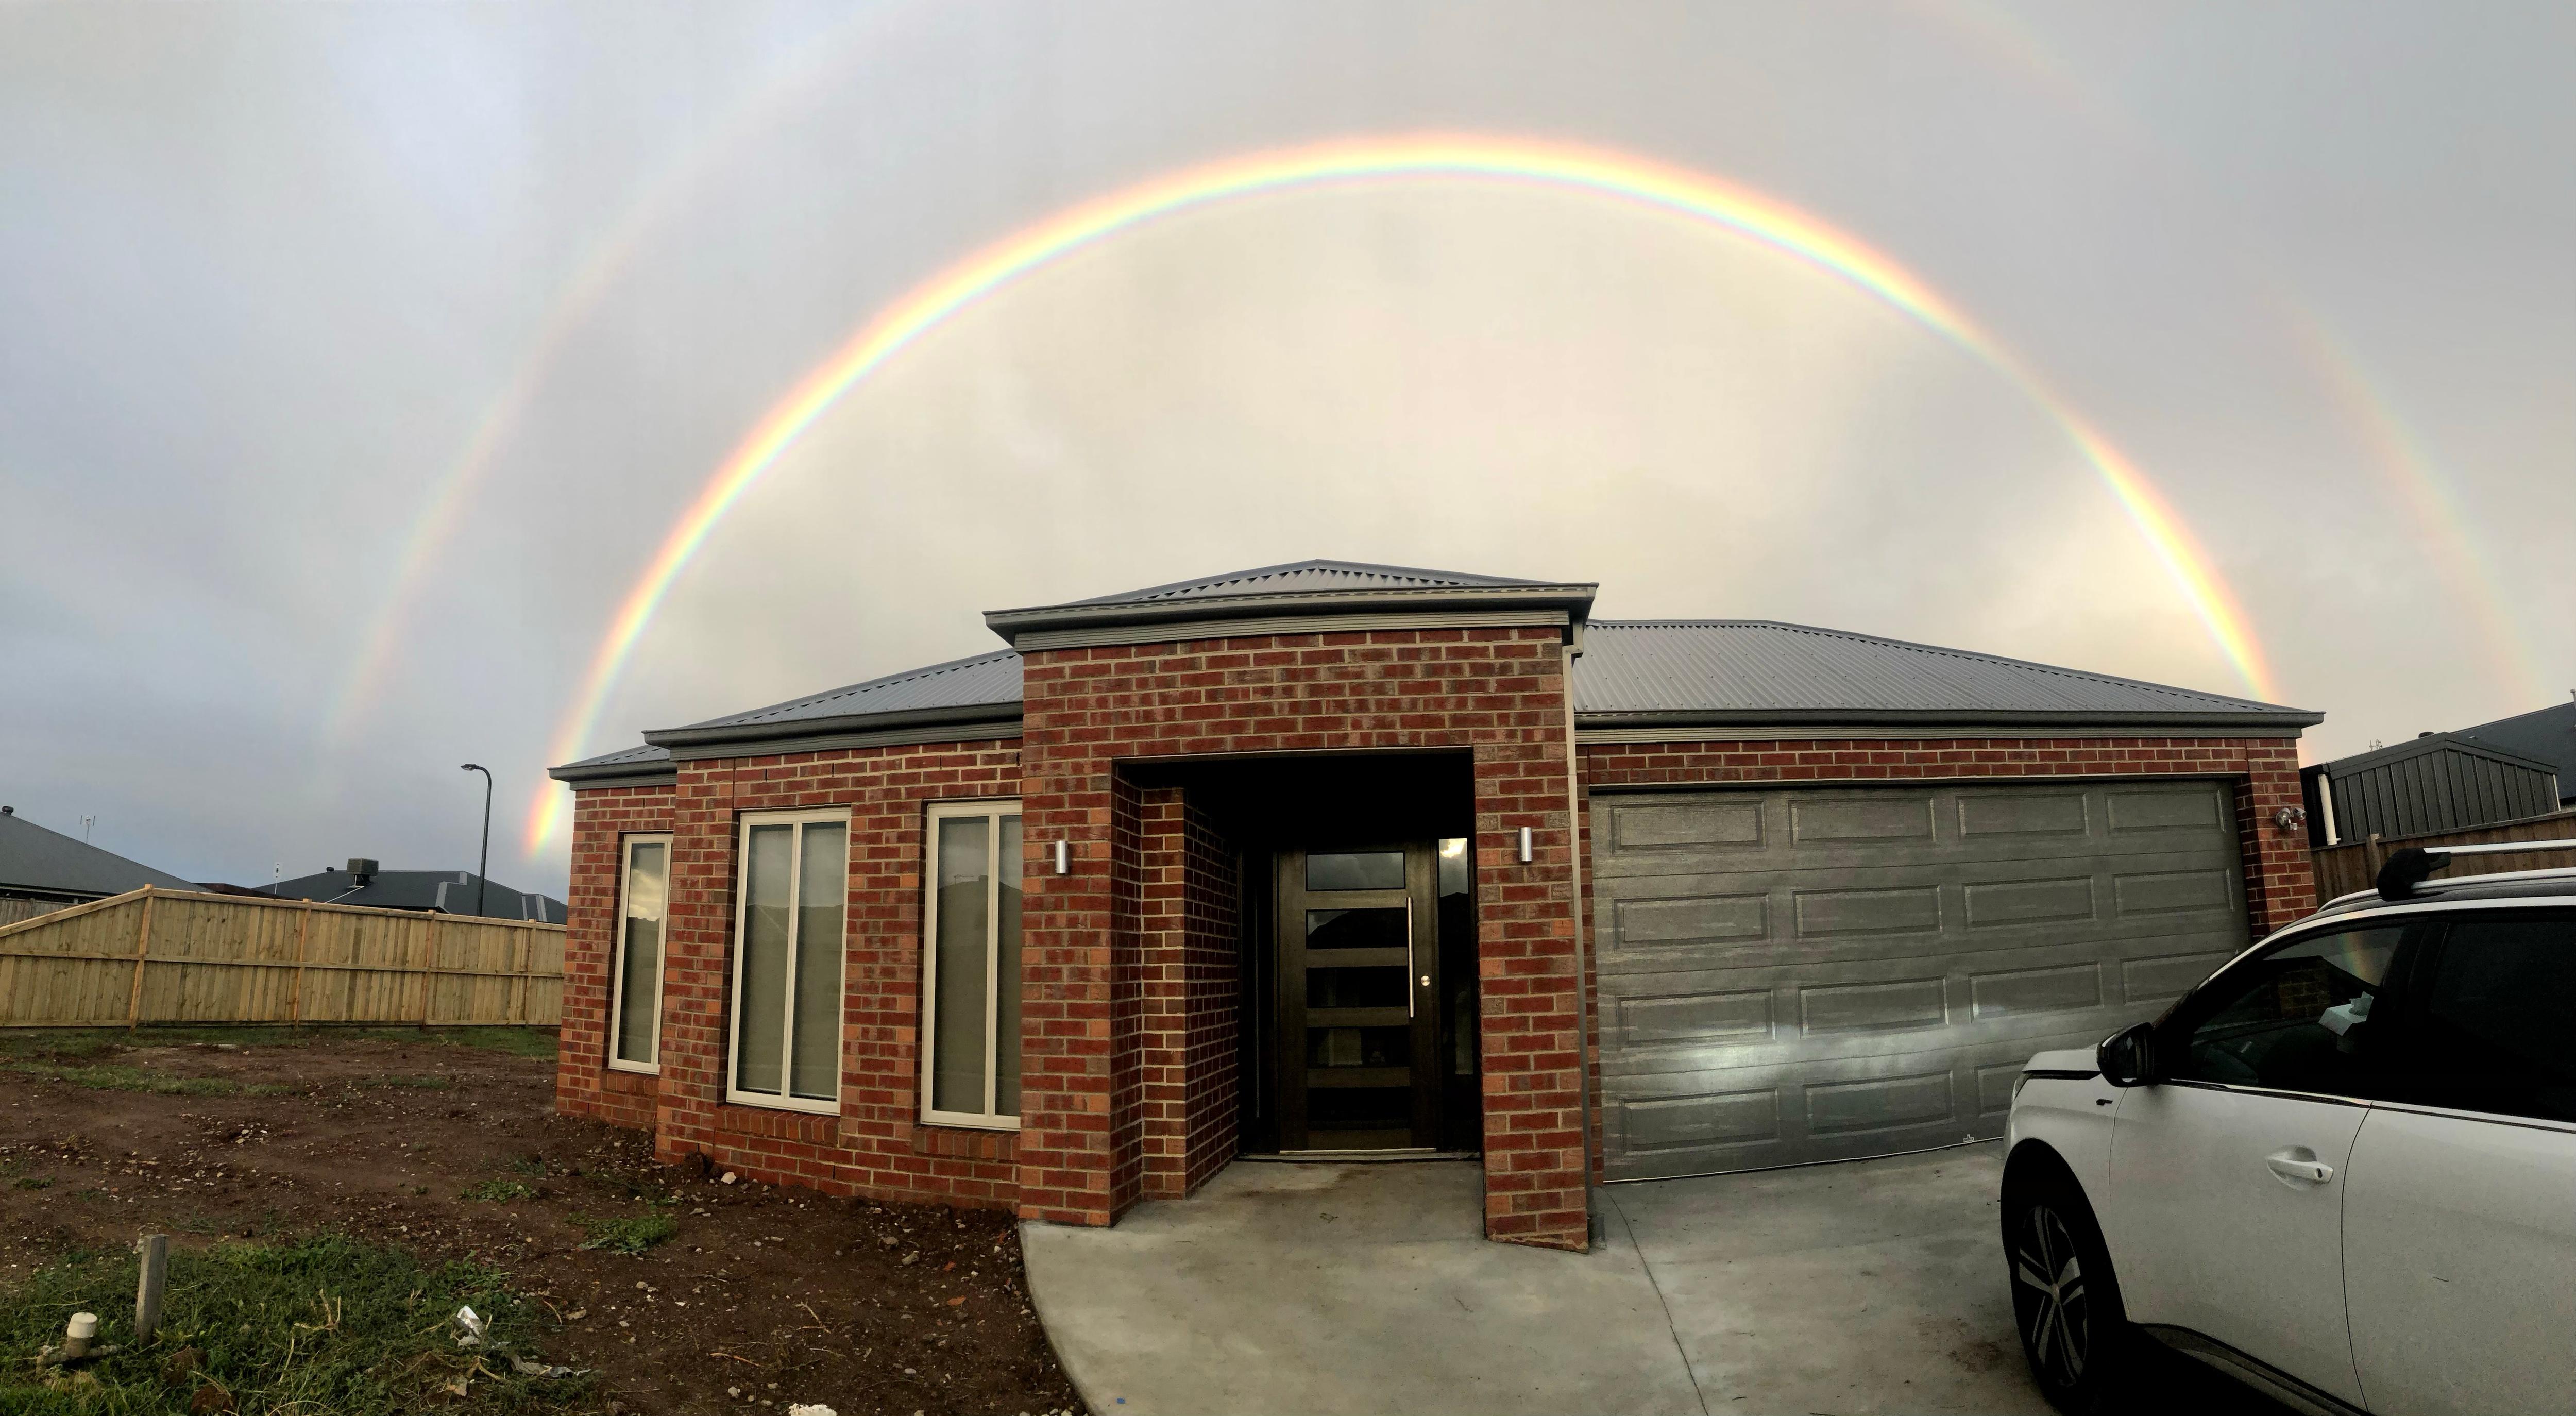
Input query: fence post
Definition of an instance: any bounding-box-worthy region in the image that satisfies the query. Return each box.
[134,1234,168,1344]
[420,914,440,1030]
[2364,833,2386,882]
[125,888,158,1030]
[287,902,312,1026]
[513,924,532,1026]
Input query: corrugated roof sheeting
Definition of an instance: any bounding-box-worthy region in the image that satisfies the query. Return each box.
[1063,559,1547,607]
[676,650,1024,730]
[1574,621,2296,718]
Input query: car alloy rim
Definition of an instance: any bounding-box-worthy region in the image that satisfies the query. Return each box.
[2014,1205,2089,1386]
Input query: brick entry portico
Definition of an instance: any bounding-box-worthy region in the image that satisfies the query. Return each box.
[1015,625,1589,1247]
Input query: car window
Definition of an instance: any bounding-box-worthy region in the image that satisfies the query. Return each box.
[2164,924,2406,1097]
[2387,914,2576,1123]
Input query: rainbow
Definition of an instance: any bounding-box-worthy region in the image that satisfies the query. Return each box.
[321,1,931,744]
[522,133,2281,853]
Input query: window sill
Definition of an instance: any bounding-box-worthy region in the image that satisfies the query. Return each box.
[920,1111,1021,1133]
[606,1059,658,1076]
[725,1091,839,1117]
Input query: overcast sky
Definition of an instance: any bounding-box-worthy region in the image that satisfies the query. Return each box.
[4,1,2570,895]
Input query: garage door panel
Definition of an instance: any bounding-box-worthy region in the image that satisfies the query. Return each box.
[1605,1022,2146,1178]
[1593,781,2250,1179]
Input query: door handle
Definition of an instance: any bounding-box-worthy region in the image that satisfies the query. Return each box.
[2264,1150,2334,1185]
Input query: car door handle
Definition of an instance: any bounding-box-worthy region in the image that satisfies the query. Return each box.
[2265,1150,2335,1185]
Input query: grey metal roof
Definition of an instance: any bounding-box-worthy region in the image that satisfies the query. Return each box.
[985,559,1597,645]
[549,742,676,786]
[1571,621,2320,730]
[1060,559,1555,606]
[2319,732,2557,779]
[2454,700,2576,805]
[268,868,566,922]
[556,588,2328,781]
[0,808,201,900]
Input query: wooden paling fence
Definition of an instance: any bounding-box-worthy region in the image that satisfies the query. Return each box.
[2311,808,2576,902]
[0,897,74,930]
[0,886,564,1029]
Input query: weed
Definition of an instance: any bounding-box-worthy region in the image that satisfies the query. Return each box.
[0,1060,289,1098]
[0,1234,585,1413]
[504,1154,547,1177]
[352,1074,453,1091]
[12,1176,49,1191]
[461,1179,536,1204]
[573,1207,677,1255]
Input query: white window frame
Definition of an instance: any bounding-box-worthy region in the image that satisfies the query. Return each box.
[920,798,1024,1131]
[724,807,851,1115]
[606,832,673,1075]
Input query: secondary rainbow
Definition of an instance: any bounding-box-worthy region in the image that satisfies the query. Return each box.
[524,133,2280,853]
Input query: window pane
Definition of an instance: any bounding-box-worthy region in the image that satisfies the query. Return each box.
[932,816,991,1114]
[614,841,666,1065]
[1307,966,1408,1010]
[734,824,794,1095]
[994,815,1023,1117]
[2397,917,2576,1122]
[789,823,846,1100]
[1308,851,1404,891]
[2170,925,2404,1096]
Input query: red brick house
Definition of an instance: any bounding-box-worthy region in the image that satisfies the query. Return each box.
[549,561,2319,1252]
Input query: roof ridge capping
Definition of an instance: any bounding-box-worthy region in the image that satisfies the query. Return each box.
[986,558,1596,647]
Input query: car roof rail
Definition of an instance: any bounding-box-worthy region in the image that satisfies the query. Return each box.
[2376,838,2576,901]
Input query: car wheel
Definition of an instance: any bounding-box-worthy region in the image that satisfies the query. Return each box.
[2007,1175,2128,1414]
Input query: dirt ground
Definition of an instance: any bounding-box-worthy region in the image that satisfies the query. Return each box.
[0,1030,1087,1416]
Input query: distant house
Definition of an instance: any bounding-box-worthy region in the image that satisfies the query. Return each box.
[0,804,200,925]
[2303,700,2572,845]
[2453,697,2576,811]
[267,858,566,923]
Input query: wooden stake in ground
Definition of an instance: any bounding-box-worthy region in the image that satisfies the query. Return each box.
[135,1233,168,1344]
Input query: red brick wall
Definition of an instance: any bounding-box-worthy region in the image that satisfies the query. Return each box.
[1016,626,1588,1250]
[562,741,1029,1209]
[1572,734,2317,1179]
[1122,786,1244,1201]
[1179,801,1242,1195]
[560,784,675,1133]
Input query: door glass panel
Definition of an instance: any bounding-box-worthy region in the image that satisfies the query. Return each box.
[2397,916,2576,1121]
[735,824,794,1095]
[1307,851,1404,891]
[1306,907,1406,951]
[1307,1025,1411,1070]
[2169,925,2404,1095]
[994,814,1024,1117]
[1307,966,1408,1010]
[788,823,845,1100]
[931,816,991,1114]
[615,841,666,1065]
[1437,837,1470,898]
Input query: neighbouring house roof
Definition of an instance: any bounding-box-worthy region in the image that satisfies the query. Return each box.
[552,561,2323,782]
[2452,699,2576,806]
[2309,732,2563,841]
[1571,621,2322,732]
[0,808,200,901]
[267,868,567,923]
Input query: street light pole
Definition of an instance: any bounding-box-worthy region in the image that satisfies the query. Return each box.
[460,764,492,919]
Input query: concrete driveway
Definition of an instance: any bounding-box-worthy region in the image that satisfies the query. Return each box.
[1023,1145,2286,1415]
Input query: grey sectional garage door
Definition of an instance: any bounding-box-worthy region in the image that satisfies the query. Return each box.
[1591,781,2250,1180]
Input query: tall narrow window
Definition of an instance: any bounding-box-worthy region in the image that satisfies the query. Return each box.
[726,811,848,1112]
[608,834,671,1072]
[922,801,1022,1128]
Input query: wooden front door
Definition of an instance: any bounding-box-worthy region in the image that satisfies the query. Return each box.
[1275,843,1442,1151]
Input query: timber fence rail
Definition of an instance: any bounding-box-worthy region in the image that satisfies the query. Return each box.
[0,886,564,1029]
[2312,807,2576,902]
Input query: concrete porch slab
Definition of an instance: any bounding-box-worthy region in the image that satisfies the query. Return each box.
[1021,1159,1699,1416]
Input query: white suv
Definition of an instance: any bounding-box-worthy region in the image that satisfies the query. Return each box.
[2002,843,2576,1416]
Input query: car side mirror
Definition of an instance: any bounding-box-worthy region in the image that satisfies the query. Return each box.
[2097,1021,2157,1087]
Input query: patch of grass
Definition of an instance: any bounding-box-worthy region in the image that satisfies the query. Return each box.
[12,1176,49,1191]
[0,1060,290,1097]
[572,1207,677,1255]
[461,1179,535,1204]
[503,1154,547,1177]
[0,1234,585,1413]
